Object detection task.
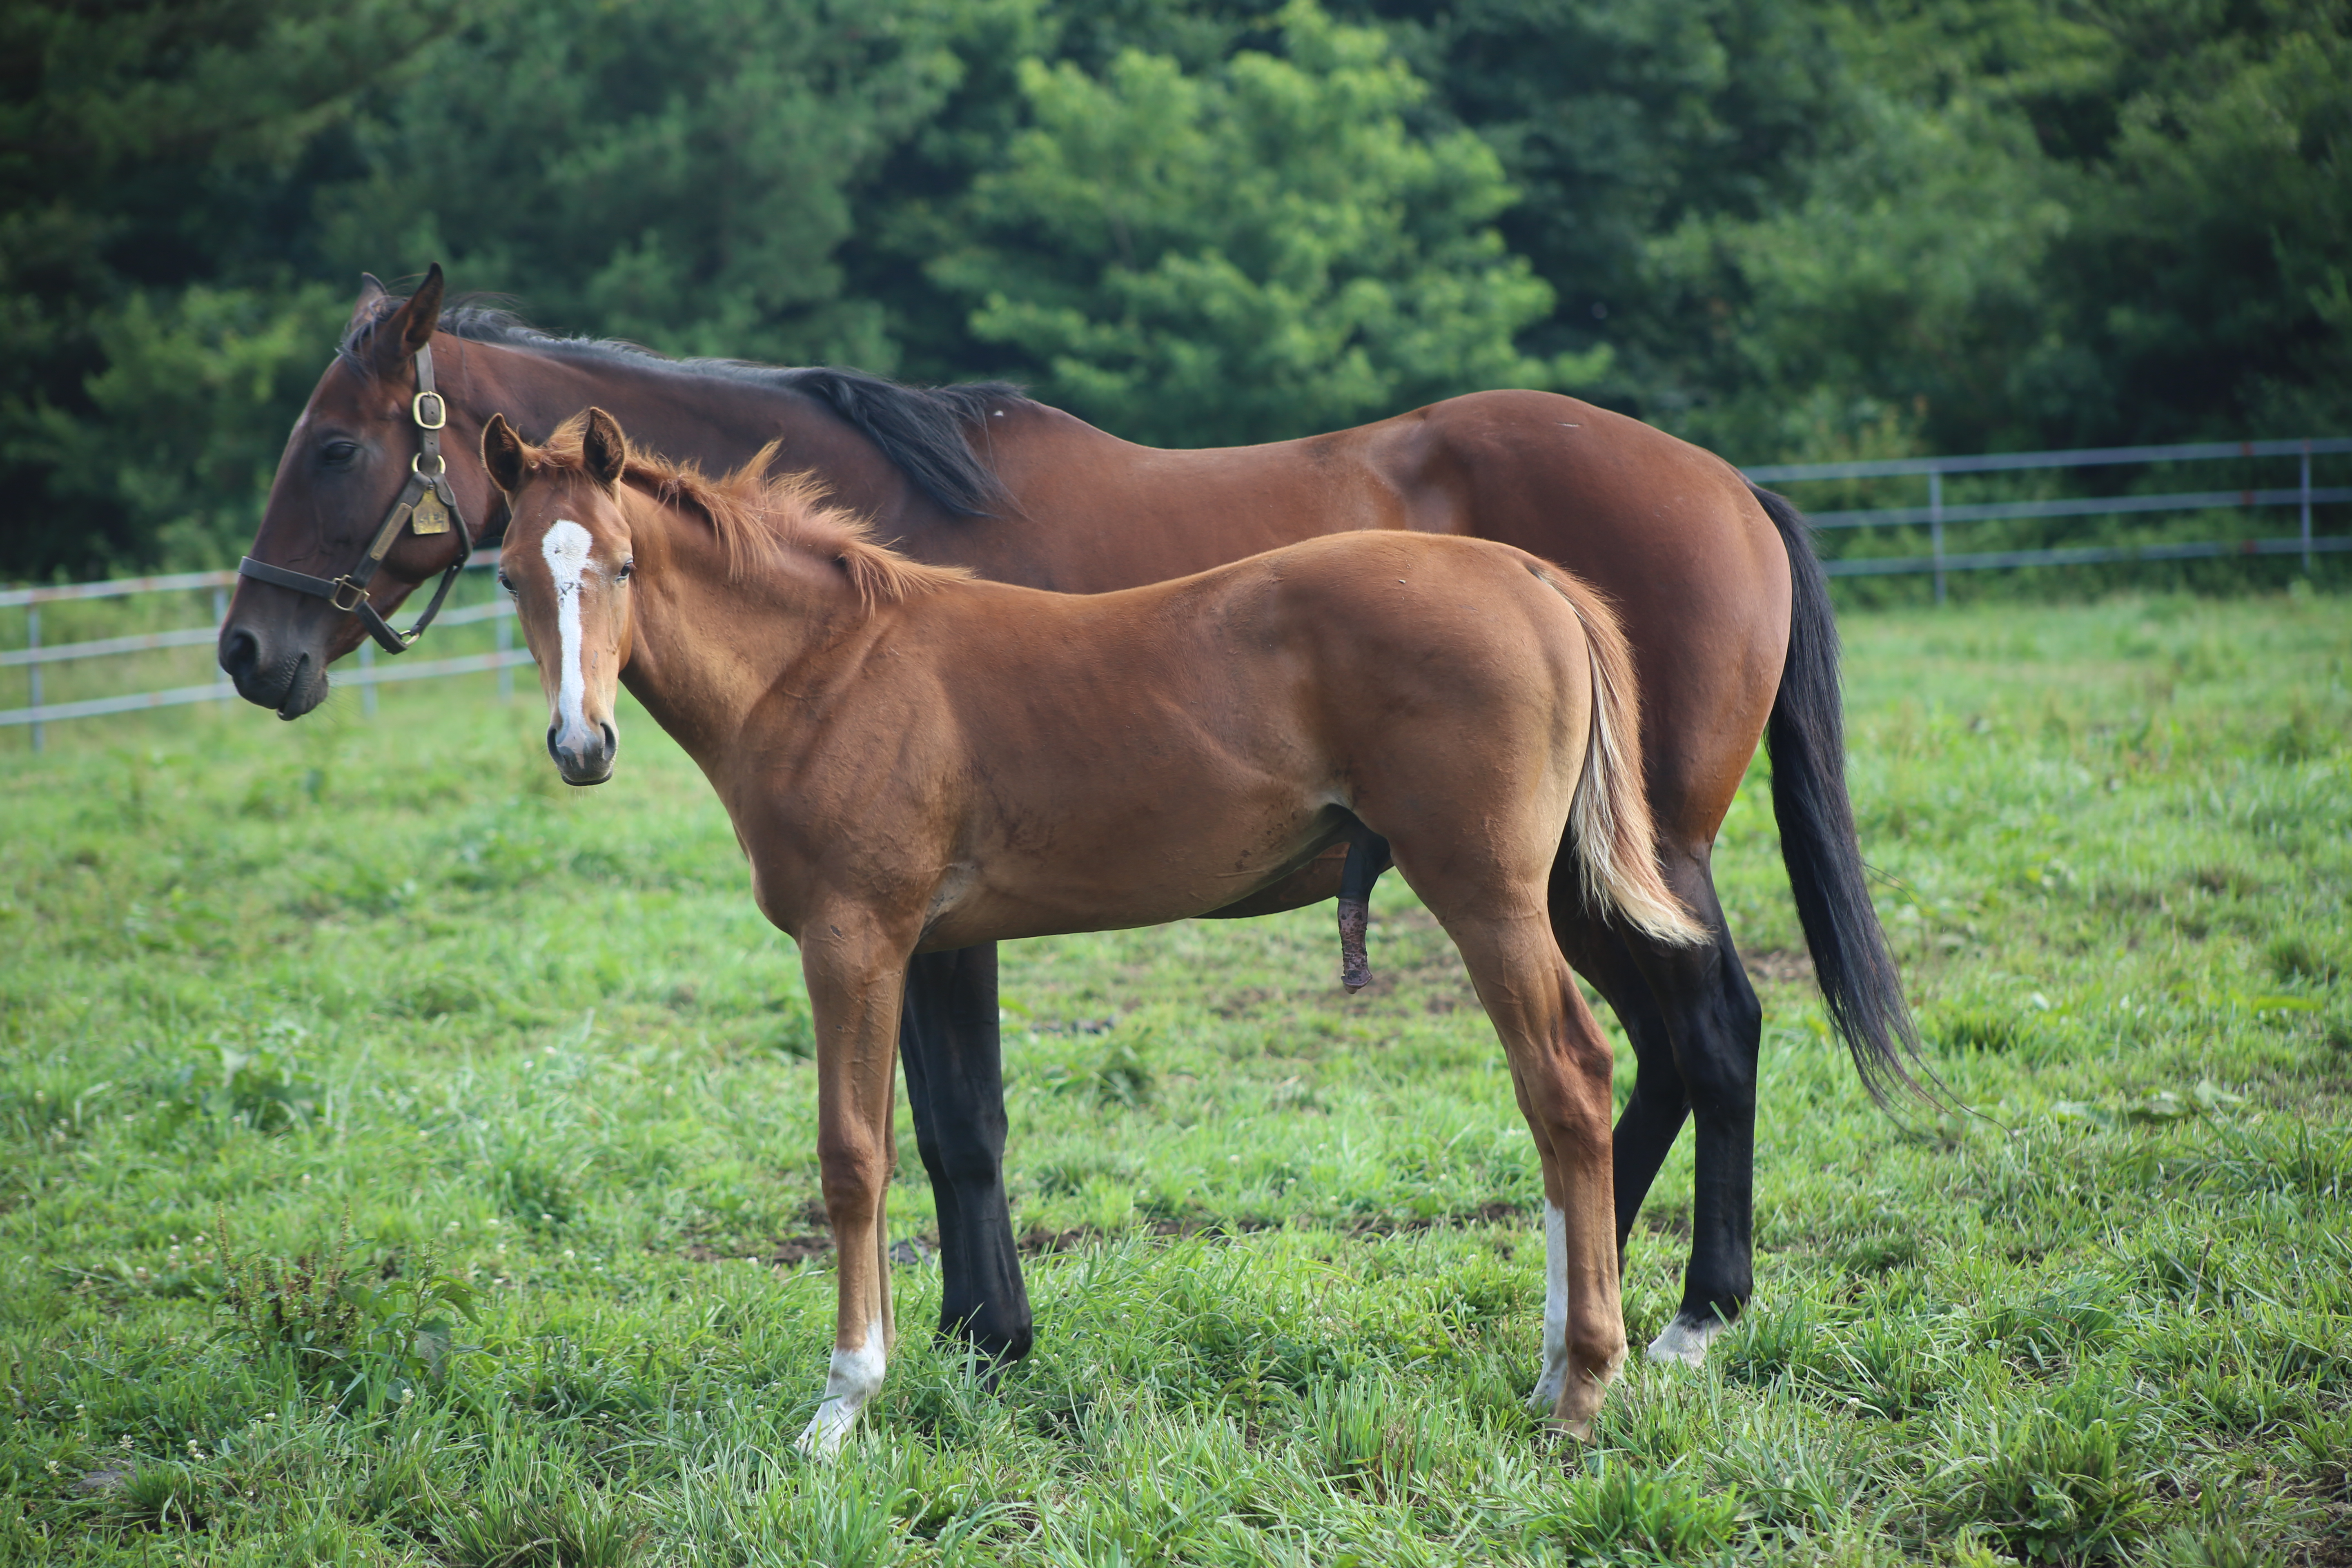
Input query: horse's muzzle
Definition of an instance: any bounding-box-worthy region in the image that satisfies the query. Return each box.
[549,720,617,786]
[218,621,329,719]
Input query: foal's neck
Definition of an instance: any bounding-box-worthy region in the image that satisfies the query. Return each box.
[616,485,889,755]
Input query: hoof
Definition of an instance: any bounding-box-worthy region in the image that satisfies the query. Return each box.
[1554,1414,1595,1443]
[1644,1312,1728,1369]
[795,1400,857,1459]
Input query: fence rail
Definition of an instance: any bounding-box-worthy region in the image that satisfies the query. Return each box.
[1742,434,2345,599]
[3,440,2342,746]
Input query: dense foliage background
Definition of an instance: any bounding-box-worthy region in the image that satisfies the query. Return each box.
[3,0,2347,576]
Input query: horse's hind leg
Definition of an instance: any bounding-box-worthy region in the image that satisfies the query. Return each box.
[1557,854,1760,1368]
[1443,909,1627,1437]
[1623,852,1760,1364]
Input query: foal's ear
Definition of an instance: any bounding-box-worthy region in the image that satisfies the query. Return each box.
[481,413,528,497]
[582,407,629,491]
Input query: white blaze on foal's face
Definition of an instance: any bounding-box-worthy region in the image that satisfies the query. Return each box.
[513,501,630,786]
[543,519,595,736]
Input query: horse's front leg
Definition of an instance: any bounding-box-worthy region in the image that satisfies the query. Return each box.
[795,911,917,1458]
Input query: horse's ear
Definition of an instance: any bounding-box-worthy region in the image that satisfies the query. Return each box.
[482,413,527,498]
[582,407,629,490]
[346,274,388,334]
[398,263,445,355]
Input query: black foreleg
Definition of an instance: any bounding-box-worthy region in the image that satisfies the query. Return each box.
[898,943,1033,1366]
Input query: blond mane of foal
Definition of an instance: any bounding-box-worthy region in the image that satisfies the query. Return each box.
[517,411,973,611]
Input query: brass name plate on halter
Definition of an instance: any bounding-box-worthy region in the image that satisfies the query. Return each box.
[409,486,452,535]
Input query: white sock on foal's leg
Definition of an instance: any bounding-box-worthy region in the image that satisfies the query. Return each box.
[1526,1200,1572,1414]
[797,1316,886,1458]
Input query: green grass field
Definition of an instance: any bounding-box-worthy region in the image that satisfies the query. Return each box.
[3,592,2348,1566]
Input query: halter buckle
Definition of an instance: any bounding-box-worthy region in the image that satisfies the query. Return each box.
[330,576,371,612]
[412,390,448,430]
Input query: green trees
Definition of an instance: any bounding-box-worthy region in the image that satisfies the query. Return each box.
[919,2,1591,446]
[2,0,2346,578]
[318,0,966,371]
[1622,0,2352,457]
[1,0,468,576]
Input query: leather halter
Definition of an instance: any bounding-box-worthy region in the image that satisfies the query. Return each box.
[238,343,475,654]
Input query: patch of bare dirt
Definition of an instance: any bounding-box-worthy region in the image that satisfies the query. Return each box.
[682,1234,833,1267]
[1016,1200,1530,1256]
[1743,948,1816,987]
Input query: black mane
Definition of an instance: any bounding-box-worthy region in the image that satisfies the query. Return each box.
[342,295,1024,518]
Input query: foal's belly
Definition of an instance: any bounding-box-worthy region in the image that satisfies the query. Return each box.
[912,802,1349,951]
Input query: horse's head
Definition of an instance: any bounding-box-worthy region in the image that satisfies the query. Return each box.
[219,266,497,717]
[483,408,636,786]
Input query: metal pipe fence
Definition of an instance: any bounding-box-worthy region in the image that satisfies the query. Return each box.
[3,436,2344,744]
[0,553,526,748]
[1742,436,2352,601]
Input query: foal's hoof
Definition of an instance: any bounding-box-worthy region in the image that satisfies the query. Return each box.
[795,1400,858,1460]
[1645,1311,1729,1369]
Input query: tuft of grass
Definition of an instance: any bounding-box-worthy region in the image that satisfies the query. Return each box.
[1553,1459,1744,1564]
[1935,1403,2153,1563]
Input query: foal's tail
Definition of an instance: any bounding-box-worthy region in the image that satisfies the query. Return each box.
[1539,568,1708,949]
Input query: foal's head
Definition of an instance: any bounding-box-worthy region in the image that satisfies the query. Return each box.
[484,405,967,786]
[483,408,641,785]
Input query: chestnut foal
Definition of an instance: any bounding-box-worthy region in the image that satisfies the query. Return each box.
[485,408,1702,1453]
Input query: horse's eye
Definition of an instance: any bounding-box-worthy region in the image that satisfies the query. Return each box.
[319,439,361,467]
[617,560,635,582]
[497,570,514,595]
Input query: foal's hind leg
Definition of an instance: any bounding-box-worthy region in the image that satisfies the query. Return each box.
[1442,909,1627,1437]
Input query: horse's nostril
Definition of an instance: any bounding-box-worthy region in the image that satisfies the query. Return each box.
[219,626,260,680]
[599,722,617,760]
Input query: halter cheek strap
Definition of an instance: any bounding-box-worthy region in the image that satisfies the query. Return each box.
[238,343,475,654]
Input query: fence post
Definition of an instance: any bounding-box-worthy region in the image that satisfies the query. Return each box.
[497,608,514,702]
[26,605,40,754]
[1929,469,1947,605]
[213,588,231,709]
[359,641,377,717]
[2302,441,2314,576]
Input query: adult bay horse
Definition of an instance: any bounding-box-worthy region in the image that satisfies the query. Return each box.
[485,406,1707,1449]
[221,267,1918,1370]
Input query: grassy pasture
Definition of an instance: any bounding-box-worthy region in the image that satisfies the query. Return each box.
[1,591,2348,1566]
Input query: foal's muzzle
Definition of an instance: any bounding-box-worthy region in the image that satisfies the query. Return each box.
[549,720,617,786]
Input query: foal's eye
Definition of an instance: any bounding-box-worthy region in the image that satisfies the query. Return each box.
[497,570,514,596]
[616,560,635,582]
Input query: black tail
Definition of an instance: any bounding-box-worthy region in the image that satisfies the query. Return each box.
[1752,485,1926,1105]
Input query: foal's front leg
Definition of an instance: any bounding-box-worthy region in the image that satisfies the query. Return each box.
[795,913,915,1458]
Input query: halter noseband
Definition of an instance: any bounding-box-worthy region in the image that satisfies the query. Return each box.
[238,343,475,654]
